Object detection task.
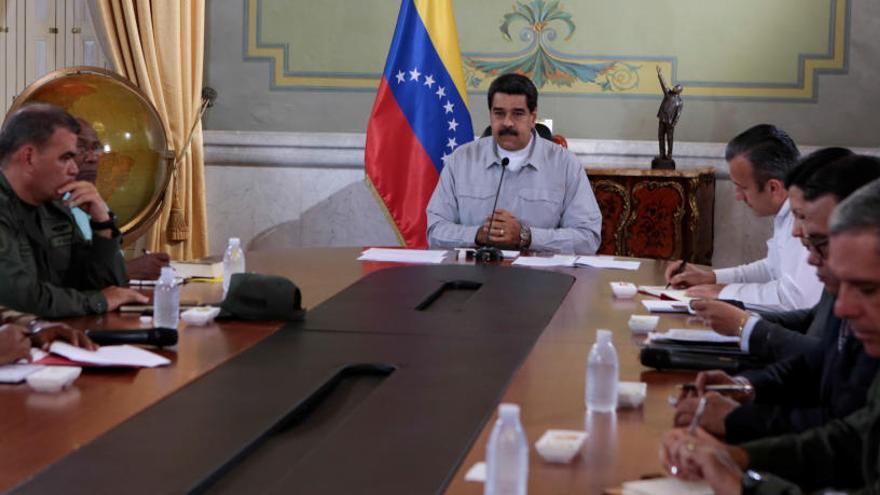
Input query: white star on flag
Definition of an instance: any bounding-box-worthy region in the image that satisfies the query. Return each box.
[395,71,406,84]
[443,101,454,114]
[423,75,435,88]
[448,118,458,131]
[409,67,421,81]
[441,152,449,162]
[446,137,457,149]
[436,86,446,99]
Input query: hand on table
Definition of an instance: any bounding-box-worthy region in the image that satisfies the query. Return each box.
[126,253,171,281]
[673,392,739,437]
[665,260,716,288]
[101,286,149,312]
[690,299,749,336]
[29,322,97,351]
[0,324,31,364]
[660,427,745,495]
[686,284,726,299]
[477,209,521,248]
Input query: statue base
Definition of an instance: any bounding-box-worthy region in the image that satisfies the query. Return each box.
[652,157,676,170]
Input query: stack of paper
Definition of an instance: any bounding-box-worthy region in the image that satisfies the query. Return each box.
[641,300,691,313]
[511,255,577,267]
[0,364,45,383]
[358,248,450,264]
[34,342,171,368]
[622,477,712,495]
[648,329,740,345]
[575,256,641,270]
[639,285,694,302]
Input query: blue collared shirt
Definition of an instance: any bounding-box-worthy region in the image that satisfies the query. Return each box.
[426,133,602,254]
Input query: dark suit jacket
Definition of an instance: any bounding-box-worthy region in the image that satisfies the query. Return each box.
[747,291,832,362]
[725,292,880,444]
[744,375,880,493]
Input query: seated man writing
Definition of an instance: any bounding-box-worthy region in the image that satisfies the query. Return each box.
[0,304,95,365]
[666,124,822,311]
[426,74,602,254]
[674,153,880,444]
[661,178,880,494]
[0,104,147,317]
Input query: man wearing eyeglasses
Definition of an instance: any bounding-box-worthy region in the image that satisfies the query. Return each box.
[71,118,170,280]
[0,104,148,317]
[673,153,880,445]
[660,178,880,495]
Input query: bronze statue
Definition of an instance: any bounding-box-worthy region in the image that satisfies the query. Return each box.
[652,66,683,170]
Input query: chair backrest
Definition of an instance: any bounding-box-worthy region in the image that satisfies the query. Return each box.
[479,123,566,147]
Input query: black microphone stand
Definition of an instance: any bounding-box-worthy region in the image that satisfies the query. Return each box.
[474,157,509,263]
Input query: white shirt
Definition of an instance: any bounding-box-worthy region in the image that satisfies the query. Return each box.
[714,199,823,312]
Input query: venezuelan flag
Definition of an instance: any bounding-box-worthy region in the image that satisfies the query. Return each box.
[365,0,473,249]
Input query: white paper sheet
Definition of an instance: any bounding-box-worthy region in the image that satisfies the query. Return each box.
[45,342,171,368]
[638,285,694,302]
[649,329,741,345]
[641,300,690,313]
[0,363,45,383]
[511,255,577,267]
[622,477,712,495]
[575,256,641,270]
[358,248,450,264]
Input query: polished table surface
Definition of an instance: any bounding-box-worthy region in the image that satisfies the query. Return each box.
[0,247,698,493]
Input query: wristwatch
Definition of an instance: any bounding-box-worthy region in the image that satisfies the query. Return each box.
[741,469,763,494]
[89,211,120,236]
[519,224,532,249]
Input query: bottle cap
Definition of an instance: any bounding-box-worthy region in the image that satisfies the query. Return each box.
[229,237,240,246]
[499,403,520,420]
[159,266,175,282]
[596,329,612,343]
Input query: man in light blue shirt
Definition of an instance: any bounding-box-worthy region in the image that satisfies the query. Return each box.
[426,74,601,254]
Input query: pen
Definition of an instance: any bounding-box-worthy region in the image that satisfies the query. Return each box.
[678,383,754,394]
[665,261,687,289]
[688,396,708,435]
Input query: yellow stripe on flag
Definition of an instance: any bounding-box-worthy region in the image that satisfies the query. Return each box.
[412,0,470,110]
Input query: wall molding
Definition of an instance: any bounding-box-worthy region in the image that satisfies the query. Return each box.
[203,130,878,178]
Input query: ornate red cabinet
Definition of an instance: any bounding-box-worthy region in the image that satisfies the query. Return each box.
[586,167,715,264]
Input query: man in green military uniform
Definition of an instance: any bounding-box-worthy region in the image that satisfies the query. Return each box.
[0,104,147,317]
[660,178,880,494]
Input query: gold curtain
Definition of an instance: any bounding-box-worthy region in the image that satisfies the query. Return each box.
[91,0,208,260]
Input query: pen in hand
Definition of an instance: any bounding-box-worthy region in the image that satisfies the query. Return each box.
[665,261,688,290]
[688,395,708,436]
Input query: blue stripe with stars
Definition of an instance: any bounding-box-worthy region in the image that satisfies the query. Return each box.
[381,0,474,173]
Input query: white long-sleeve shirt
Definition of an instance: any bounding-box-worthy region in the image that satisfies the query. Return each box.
[714,199,823,312]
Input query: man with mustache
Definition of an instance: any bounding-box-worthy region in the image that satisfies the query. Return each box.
[660,178,880,494]
[673,153,880,444]
[0,104,147,317]
[426,73,601,254]
[665,124,822,311]
[71,118,170,280]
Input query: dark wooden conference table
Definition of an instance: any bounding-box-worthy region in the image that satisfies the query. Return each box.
[0,247,698,493]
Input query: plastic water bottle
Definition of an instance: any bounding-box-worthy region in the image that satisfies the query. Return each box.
[586,329,619,412]
[485,403,528,495]
[153,266,180,329]
[222,237,246,295]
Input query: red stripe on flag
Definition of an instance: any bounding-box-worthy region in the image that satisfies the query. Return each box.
[366,77,439,249]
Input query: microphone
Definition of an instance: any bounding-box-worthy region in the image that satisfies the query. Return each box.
[85,328,179,347]
[474,157,509,263]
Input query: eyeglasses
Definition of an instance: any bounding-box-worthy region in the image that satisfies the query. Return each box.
[803,234,830,259]
[76,140,104,157]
